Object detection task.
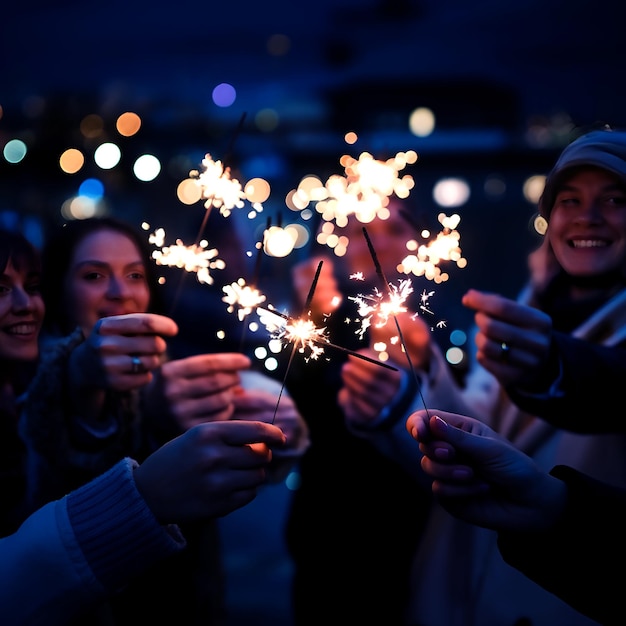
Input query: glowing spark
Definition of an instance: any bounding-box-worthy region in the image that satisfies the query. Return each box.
[257,307,328,362]
[292,149,418,255]
[348,278,414,339]
[148,227,225,285]
[399,212,466,283]
[222,278,267,321]
[191,154,247,217]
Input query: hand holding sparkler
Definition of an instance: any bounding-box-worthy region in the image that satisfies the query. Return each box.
[338,348,407,427]
[144,352,253,433]
[70,313,178,392]
[231,372,310,481]
[67,312,179,432]
[462,289,553,390]
[135,419,286,522]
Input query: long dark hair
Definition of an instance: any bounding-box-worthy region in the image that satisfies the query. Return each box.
[41,217,165,335]
[0,228,41,276]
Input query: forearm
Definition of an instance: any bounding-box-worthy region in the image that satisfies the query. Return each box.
[0,458,185,626]
[507,333,626,431]
[497,465,626,625]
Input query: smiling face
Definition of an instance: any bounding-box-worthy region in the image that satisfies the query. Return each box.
[0,257,44,364]
[547,167,626,279]
[64,228,151,335]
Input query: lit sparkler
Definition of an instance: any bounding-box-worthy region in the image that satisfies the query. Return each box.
[147,226,225,286]
[362,226,430,417]
[257,260,397,422]
[222,278,267,322]
[256,305,398,369]
[349,278,414,340]
[398,212,466,283]
[288,144,418,256]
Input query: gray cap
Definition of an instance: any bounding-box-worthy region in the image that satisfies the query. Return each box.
[539,129,626,217]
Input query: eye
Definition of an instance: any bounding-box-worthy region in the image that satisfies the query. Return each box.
[605,194,626,207]
[82,270,105,281]
[128,271,147,281]
[554,193,579,206]
[25,280,42,295]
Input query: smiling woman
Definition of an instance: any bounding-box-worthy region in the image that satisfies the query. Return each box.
[335,126,626,626]
[0,228,43,536]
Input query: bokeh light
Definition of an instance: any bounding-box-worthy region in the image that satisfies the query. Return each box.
[59,148,85,174]
[133,154,161,182]
[94,142,121,169]
[3,139,27,163]
[116,111,142,137]
[212,83,237,108]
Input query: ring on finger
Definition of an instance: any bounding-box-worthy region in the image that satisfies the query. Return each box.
[131,355,143,374]
[499,342,510,362]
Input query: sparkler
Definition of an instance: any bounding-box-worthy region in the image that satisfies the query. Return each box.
[146,226,226,315]
[269,259,324,422]
[257,305,398,369]
[362,226,430,418]
[162,113,254,314]
[262,260,398,423]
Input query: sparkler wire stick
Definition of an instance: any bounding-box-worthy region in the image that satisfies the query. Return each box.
[362,227,430,418]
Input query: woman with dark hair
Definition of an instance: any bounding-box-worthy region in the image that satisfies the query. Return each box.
[39,216,166,338]
[0,225,286,626]
[0,228,43,536]
[19,215,308,625]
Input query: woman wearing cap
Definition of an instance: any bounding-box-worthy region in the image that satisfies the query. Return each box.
[337,126,626,625]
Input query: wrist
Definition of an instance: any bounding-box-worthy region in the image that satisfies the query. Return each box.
[530,473,568,531]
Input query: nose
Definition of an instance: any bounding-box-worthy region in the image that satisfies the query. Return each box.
[13,287,36,311]
[106,275,130,298]
[577,197,604,223]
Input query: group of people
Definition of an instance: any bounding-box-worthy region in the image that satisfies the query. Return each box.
[2,125,625,626]
[0,216,308,625]
[331,125,626,625]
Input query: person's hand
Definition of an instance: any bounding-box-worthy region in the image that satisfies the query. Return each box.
[291,255,342,316]
[156,352,252,429]
[232,388,310,457]
[338,348,405,427]
[406,408,567,532]
[70,313,179,392]
[462,289,553,389]
[133,420,287,522]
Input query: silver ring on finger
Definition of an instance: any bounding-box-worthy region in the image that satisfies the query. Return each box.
[131,355,144,374]
[499,342,510,362]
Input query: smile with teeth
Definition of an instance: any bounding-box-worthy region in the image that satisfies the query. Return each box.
[570,240,609,248]
[5,323,37,336]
